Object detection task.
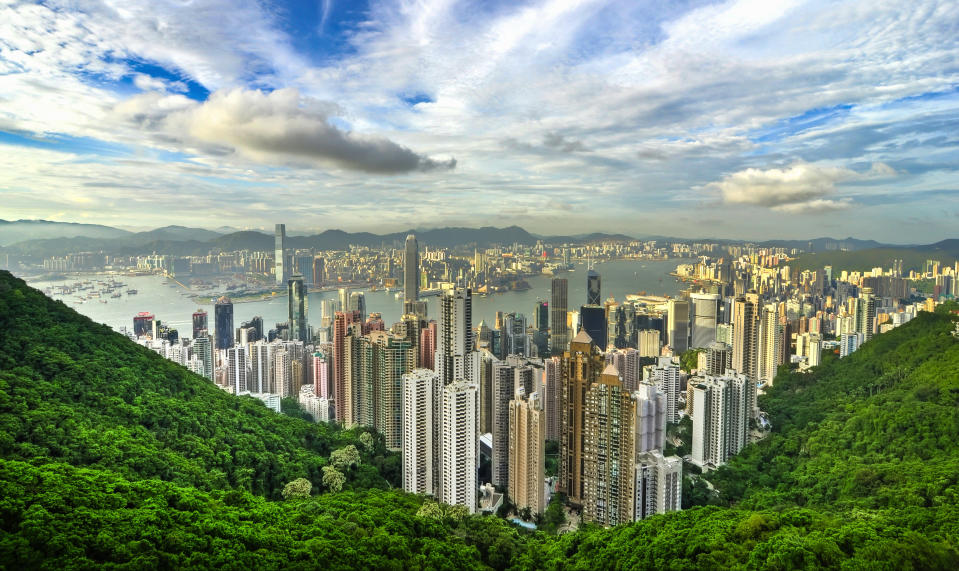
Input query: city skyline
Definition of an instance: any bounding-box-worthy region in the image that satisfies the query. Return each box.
[0,1,957,242]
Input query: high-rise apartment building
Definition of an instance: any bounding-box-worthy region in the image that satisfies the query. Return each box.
[288,273,309,342]
[732,293,760,381]
[435,287,473,386]
[606,348,641,393]
[402,369,436,495]
[508,392,545,516]
[758,303,783,384]
[369,331,415,451]
[634,383,667,454]
[582,364,636,526]
[491,360,515,487]
[544,356,562,441]
[274,223,287,285]
[249,340,273,393]
[192,335,213,381]
[689,371,752,469]
[702,341,732,376]
[646,358,680,423]
[550,278,569,355]
[859,287,877,342]
[634,451,682,520]
[439,379,478,513]
[638,329,661,358]
[227,345,248,394]
[559,330,604,505]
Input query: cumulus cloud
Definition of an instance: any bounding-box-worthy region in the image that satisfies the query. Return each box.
[116,88,455,173]
[711,163,856,208]
[708,161,900,212]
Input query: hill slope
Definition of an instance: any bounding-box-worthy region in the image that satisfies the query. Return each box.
[1,270,958,568]
[0,271,398,498]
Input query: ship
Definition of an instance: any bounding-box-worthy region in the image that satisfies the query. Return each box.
[127,289,138,295]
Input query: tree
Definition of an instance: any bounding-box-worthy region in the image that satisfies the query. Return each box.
[330,445,360,471]
[322,466,346,493]
[359,432,375,452]
[281,477,312,499]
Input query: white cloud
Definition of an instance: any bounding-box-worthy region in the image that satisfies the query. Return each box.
[708,161,898,212]
[115,88,455,173]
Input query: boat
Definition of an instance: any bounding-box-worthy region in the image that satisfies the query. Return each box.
[111,292,122,298]
[127,289,138,295]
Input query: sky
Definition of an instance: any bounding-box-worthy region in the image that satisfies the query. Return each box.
[1,0,958,243]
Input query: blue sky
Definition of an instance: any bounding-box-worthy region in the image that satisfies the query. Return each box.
[0,0,957,242]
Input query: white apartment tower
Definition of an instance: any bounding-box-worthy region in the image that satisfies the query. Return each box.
[439,379,478,513]
[401,369,437,495]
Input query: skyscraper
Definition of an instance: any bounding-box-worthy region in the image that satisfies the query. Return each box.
[667,299,690,353]
[559,330,604,505]
[550,278,569,355]
[586,269,601,305]
[647,358,680,423]
[275,223,287,285]
[582,364,636,526]
[402,369,436,495]
[690,293,721,348]
[580,305,607,350]
[491,360,515,487]
[227,345,248,394]
[192,309,208,340]
[732,293,760,381]
[191,335,213,382]
[758,303,783,384]
[606,348,641,393]
[369,332,415,451]
[249,341,273,393]
[288,273,309,342]
[689,371,751,468]
[349,291,367,322]
[859,287,877,342]
[508,392,546,516]
[404,234,419,306]
[439,379,478,513]
[332,311,353,423]
[435,287,473,386]
[534,300,549,332]
[544,356,562,441]
[214,296,234,350]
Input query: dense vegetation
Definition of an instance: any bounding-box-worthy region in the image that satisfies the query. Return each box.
[2,270,958,568]
[0,272,399,498]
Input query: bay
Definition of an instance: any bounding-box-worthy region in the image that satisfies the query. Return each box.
[28,259,684,339]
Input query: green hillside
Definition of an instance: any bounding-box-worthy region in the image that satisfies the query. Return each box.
[791,247,958,273]
[1,270,958,569]
[0,272,399,498]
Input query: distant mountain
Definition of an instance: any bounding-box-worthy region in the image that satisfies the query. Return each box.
[0,219,131,246]
[758,236,895,252]
[132,225,222,243]
[793,240,959,272]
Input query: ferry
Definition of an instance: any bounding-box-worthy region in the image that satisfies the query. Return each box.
[127,289,138,295]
